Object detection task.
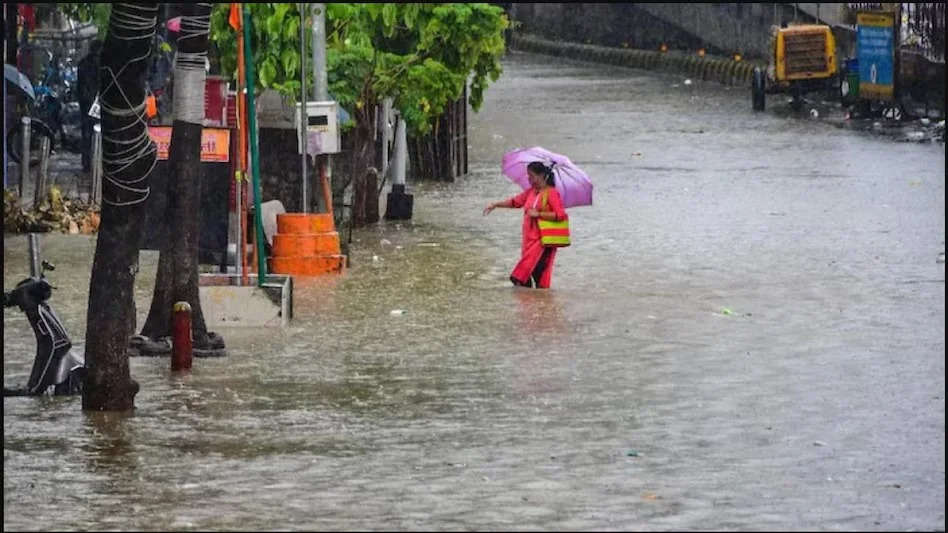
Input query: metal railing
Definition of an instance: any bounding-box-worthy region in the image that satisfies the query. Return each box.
[845,3,945,62]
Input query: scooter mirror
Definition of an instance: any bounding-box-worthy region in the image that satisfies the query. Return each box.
[42,261,55,272]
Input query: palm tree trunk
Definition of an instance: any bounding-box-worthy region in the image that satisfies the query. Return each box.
[140,3,216,349]
[82,3,160,411]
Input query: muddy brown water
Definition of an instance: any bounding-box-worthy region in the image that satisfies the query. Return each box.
[4,51,945,531]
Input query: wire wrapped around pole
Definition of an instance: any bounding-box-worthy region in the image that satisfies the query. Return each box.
[173,3,212,123]
[99,3,159,207]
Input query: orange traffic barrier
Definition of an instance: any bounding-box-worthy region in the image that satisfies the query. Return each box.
[272,232,341,257]
[269,213,346,277]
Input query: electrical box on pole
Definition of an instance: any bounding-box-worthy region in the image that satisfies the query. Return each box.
[294,101,341,155]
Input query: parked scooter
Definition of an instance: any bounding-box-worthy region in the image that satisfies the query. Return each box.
[3,244,85,397]
[5,55,83,167]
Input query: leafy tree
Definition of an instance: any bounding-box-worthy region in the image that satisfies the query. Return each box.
[210,3,307,97]
[210,3,508,223]
[58,2,220,353]
[324,3,507,135]
[56,3,112,36]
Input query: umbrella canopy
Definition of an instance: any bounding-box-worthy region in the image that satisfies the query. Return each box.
[501,146,593,208]
[4,64,35,101]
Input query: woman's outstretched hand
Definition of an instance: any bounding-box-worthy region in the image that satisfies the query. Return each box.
[483,203,496,216]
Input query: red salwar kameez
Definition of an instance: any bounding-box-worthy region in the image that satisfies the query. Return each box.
[504,186,568,289]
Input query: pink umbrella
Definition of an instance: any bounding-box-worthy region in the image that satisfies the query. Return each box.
[166,16,181,32]
[501,146,593,208]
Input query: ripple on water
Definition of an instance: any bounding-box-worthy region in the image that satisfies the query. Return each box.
[3,51,946,532]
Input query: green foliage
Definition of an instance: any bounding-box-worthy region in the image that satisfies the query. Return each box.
[209,3,508,136]
[210,4,308,97]
[327,3,508,135]
[55,3,112,37]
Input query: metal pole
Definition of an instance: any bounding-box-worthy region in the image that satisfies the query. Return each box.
[28,233,41,278]
[2,4,6,191]
[312,3,331,216]
[244,7,268,286]
[92,123,102,206]
[235,167,242,278]
[234,3,249,286]
[20,116,30,199]
[312,3,328,101]
[35,135,49,207]
[393,117,406,187]
[299,3,308,213]
[321,155,333,217]
[381,97,392,180]
[171,301,193,371]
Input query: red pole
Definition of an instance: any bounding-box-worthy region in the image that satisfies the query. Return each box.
[233,3,250,285]
[171,301,192,371]
[320,160,333,217]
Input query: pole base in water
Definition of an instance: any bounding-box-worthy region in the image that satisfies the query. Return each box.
[171,301,193,371]
[385,184,414,221]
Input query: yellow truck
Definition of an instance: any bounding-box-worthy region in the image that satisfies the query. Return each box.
[752,24,839,111]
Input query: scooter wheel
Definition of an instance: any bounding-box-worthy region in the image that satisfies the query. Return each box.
[6,120,56,167]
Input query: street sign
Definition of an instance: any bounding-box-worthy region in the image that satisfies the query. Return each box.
[856,11,896,101]
[147,126,231,162]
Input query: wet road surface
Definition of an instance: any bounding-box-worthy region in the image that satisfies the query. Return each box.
[4,51,945,530]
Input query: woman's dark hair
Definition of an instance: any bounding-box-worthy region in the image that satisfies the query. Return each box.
[527,161,556,186]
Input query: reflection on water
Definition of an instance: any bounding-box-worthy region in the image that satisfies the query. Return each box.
[4,51,945,531]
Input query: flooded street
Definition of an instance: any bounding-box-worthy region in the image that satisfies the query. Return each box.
[4,51,945,530]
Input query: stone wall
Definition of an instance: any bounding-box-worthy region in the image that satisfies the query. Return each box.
[510,3,719,56]
[258,128,313,215]
[508,3,854,62]
[258,128,363,229]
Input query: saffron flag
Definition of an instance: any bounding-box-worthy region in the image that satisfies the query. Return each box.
[229,3,242,31]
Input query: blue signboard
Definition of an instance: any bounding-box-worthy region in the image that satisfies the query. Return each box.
[856,12,895,100]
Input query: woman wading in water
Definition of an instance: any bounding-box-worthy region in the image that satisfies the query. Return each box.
[484,161,568,288]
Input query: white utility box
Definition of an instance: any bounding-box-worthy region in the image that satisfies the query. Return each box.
[255,90,341,155]
[296,101,341,155]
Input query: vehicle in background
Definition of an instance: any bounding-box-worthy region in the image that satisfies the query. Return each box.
[752,24,839,112]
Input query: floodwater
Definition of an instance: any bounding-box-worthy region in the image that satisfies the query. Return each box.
[4,51,945,531]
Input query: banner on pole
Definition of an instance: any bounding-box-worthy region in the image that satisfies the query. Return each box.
[148,127,231,163]
[857,11,896,101]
